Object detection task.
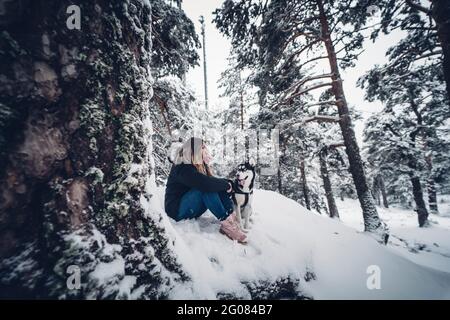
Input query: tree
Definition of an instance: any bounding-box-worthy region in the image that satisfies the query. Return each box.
[218,55,257,131]
[148,0,201,184]
[372,174,389,209]
[150,76,199,184]
[360,64,449,226]
[0,0,186,298]
[319,146,340,219]
[214,0,388,242]
[351,0,450,103]
[151,0,200,78]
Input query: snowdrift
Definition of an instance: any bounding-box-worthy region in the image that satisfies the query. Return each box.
[153,188,450,299]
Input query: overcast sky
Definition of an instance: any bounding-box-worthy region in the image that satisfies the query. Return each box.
[181,0,404,144]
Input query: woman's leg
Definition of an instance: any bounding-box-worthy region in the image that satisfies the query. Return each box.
[177,189,233,221]
[200,191,234,221]
[218,191,234,214]
[176,189,207,221]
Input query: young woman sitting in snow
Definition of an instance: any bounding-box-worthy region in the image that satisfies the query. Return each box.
[164,137,247,244]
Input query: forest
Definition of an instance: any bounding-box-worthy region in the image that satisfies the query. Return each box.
[0,0,449,299]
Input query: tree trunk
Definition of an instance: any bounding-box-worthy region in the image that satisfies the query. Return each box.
[410,176,430,227]
[238,72,245,130]
[406,90,430,226]
[372,179,381,206]
[432,0,450,102]
[0,0,186,298]
[300,160,311,210]
[317,0,387,240]
[277,165,283,194]
[427,178,439,214]
[378,176,389,209]
[319,149,339,219]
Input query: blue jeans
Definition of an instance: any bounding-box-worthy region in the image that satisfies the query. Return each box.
[176,189,234,221]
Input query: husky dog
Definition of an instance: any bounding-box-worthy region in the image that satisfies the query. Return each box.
[230,159,256,231]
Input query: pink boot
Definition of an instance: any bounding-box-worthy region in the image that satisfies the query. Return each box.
[220,213,247,244]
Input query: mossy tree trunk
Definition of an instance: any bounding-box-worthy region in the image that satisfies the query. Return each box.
[0,0,187,299]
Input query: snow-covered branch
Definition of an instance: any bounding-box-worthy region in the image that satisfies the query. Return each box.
[405,0,431,15]
[286,81,333,101]
[303,100,339,109]
[303,115,341,124]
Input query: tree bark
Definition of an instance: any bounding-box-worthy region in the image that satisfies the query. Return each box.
[431,0,450,102]
[317,0,386,240]
[0,0,186,298]
[427,178,439,214]
[410,176,430,227]
[300,160,311,210]
[277,165,283,194]
[378,176,389,209]
[319,148,339,219]
[372,179,381,206]
[407,89,430,226]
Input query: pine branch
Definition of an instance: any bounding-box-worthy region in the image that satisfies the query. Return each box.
[277,39,321,71]
[303,115,341,123]
[413,50,443,61]
[327,142,345,149]
[405,0,432,15]
[283,73,334,102]
[286,81,333,101]
[298,55,329,69]
[303,100,339,108]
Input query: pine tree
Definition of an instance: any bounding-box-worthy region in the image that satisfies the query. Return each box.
[361,64,449,226]
[214,0,388,242]
[151,0,200,78]
[352,0,450,103]
[150,76,199,184]
[0,0,187,298]
[148,0,201,184]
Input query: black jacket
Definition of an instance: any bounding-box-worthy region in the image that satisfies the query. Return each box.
[164,164,230,219]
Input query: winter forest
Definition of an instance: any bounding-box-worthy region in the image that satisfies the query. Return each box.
[0,0,450,300]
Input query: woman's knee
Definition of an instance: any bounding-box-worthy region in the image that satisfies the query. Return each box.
[201,191,221,202]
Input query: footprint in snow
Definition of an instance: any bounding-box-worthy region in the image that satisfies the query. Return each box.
[209,256,224,271]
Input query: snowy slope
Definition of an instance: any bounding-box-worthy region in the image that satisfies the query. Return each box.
[152,188,450,299]
[337,196,450,274]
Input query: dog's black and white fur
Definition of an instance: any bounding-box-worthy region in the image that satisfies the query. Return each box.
[230,159,256,231]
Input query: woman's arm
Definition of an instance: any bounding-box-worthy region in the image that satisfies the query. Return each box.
[177,165,230,192]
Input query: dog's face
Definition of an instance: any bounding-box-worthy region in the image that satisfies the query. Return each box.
[236,160,256,190]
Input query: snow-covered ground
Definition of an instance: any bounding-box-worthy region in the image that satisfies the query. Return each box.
[153,188,450,299]
[337,195,450,275]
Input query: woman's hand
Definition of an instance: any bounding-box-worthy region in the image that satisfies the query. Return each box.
[227,182,233,193]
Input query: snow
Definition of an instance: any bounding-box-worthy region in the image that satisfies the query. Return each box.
[90,258,125,284]
[337,195,450,274]
[152,187,450,299]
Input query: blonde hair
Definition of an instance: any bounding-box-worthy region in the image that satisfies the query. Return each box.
[173,137,213,176]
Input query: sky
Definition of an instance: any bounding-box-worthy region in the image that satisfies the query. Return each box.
[181,0,404,144]
[182,0,231,110]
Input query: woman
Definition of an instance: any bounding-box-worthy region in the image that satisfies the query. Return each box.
[164,137,247,244]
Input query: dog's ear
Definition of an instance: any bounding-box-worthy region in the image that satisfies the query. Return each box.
[248,158,256,168]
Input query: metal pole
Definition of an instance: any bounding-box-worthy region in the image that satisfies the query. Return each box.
[199,15,208,110]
